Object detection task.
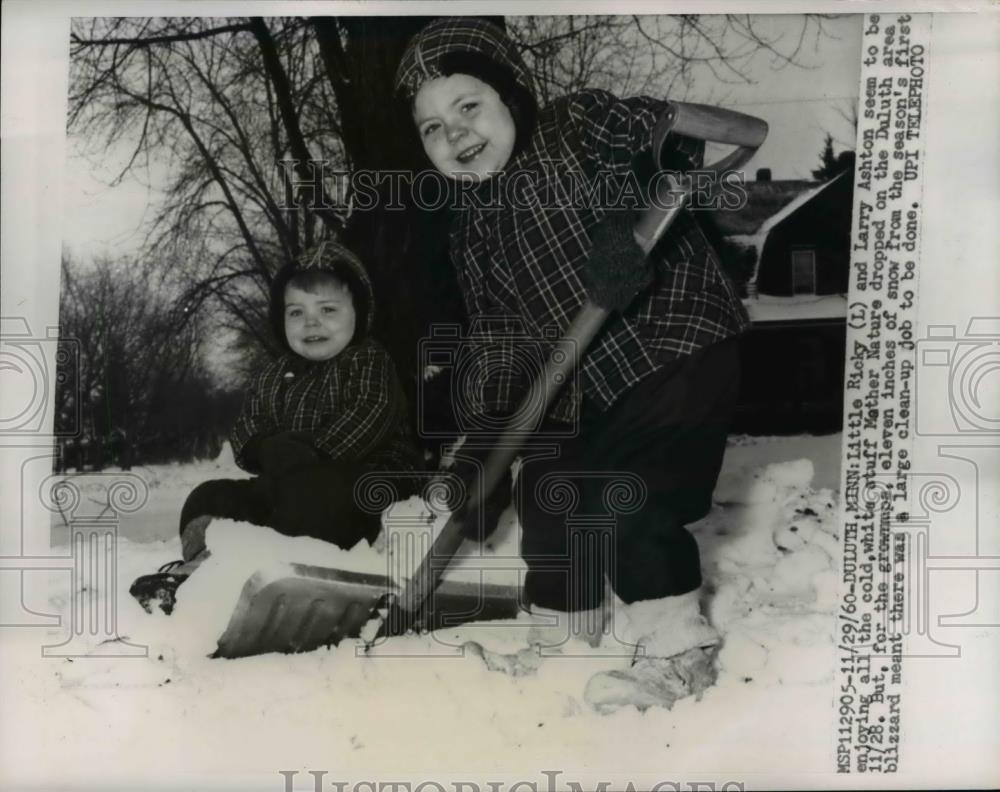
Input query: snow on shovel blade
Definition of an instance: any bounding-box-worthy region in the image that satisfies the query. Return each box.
[213,563,521,659]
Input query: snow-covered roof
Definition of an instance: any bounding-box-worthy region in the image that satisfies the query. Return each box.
[736,171,851,286]
[713,179,817,236]
[744,293,847,323]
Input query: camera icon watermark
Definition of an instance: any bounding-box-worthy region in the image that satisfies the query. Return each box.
[417,318,580,443]
[0,316,80,438]
[915,317,1000,436]
[859,445,1000,660]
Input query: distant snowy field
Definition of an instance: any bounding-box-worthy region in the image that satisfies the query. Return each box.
[5,434,846,789]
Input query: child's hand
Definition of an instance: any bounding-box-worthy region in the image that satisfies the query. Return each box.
[258,432,319,477]
[583,210,653,312]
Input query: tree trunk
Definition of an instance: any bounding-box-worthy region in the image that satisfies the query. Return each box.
[311,17,480,454]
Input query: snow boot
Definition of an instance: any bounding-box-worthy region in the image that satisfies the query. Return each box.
[527,604,606,652]
[461,640,542,678]
[462,603,606,678]
[584,590,720,713]
[129,560,189,615]
[584,646,718,714]
[129,551,210,615]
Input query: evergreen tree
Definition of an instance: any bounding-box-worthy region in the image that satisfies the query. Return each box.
[811,133,839,180]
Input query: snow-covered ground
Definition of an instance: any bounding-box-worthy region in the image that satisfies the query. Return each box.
[5,434,847,790]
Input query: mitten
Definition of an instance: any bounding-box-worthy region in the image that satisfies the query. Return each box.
[583,210,653,313]
[258,431,320,478]
[236,431,273,473]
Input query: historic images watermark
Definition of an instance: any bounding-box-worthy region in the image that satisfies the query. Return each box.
[0,460,150,659]
[0,316,147,657]
[353,466,647,659]
[277,770,746,792]
[908,317,1000,650]
[417,318,581,442]
[0,316,79,439]
[275,159,750,214]
[352,311,659,657]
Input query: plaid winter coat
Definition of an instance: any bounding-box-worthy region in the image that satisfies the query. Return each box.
[397,20,751,424]
[230,241,421,475]
[230,344,420,474]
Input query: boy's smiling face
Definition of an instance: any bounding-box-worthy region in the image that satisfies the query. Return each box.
[284,279,356,362]
[413,73,516,182]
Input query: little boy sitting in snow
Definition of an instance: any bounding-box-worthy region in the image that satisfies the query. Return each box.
[131,240,421,614]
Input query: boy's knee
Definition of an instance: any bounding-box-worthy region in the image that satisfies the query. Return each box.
[179,477,270,532]
[179,479,226,527]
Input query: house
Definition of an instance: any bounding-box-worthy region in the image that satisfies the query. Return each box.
[708,168,854,433]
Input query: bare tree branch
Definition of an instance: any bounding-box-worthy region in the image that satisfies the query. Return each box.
[71,21,252,48]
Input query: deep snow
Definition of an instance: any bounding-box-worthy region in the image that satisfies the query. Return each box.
[6,434,847,789]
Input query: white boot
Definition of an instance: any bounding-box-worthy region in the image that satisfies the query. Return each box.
[585,590,720,713]
[621,590,720,660]
[527,604,606,651]
[461,603,605,678]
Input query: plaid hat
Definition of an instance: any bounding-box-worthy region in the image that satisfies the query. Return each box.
[394,18,534,101]
[269,239,374,352]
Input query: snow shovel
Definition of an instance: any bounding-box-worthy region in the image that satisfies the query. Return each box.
[213,101,767,659]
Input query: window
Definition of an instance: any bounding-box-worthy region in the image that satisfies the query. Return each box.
[791,249,817,295]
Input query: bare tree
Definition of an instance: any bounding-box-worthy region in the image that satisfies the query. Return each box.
[831,96,859,149]
[68,14,842,444]
[58,253,210,465]
[508,15,840,104]
[56,256,244,467]
[69,18,340,347]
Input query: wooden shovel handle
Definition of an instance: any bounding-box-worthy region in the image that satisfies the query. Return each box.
[655,101,769,151]
[396,301,611,616]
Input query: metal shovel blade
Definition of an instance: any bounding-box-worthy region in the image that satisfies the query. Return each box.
[213,563,521,659]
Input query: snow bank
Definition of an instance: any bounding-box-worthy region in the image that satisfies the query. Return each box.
[698,458,840,689]
[168,494,526,656]
[169,520,389,656]
[5,436,847,788]
[214,440,236,467]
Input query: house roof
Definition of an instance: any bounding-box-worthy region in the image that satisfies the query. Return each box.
[722,170,853,287]
[712,179,818,236]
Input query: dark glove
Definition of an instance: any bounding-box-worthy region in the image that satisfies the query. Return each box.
[583,209,653,313]
[441,444,512,543]
[258,431,320,478]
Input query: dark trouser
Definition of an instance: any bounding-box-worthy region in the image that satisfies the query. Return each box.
[517,337,740,612]
[177,462,384,561]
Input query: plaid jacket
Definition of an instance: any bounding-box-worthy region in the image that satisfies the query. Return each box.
[449,88,751,424]
[230,342,420,474]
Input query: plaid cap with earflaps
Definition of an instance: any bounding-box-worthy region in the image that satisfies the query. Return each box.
[298,238,366,278]
[269,239,376,350]
[394,18,535,101]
